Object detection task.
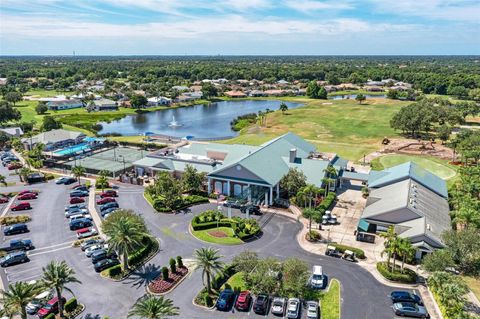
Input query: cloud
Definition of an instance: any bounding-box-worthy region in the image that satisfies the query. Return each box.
[366,0,480,22]
[1,14,417,40]
[283,0,353,13]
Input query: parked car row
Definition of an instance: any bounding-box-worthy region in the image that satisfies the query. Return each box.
[97,190,119,219]
[215,290,319,319]
[1,151,19,167]
[390,291,429,318]
[10,190,39,212]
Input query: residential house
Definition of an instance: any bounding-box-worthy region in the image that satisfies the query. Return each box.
[46,99,83,111]
[91,99,118,111]
[0,127,24,137]
[147,96,172,107]
[224,91,247,98]
[360,162,450,258]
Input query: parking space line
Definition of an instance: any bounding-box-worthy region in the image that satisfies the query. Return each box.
[4,267,38,275]
[28,245,72,257]
[35,241,74,251]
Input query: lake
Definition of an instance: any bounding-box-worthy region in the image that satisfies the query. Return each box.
[97,100,302,139]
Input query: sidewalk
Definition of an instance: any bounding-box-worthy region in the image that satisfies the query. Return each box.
[276,205,443,319]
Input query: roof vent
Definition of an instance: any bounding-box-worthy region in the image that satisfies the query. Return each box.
[289,148,297,163]
[426,224,431,231]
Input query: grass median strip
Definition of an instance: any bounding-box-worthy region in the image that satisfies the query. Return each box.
[320,279,341,319]
[191,227,243,245]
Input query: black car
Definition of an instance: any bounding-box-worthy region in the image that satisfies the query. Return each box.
[3,223,29,236]
[240,204,261,215]
[0,239,34,252]
[0,251,29,267]
[64,177,77,185]
[253,293,270,315]
[91,249,117,264]
[94,258,120,272]
[99,202,119,212]
[69,190,89,198]
[69,218,92,231]
[216,289,235,311]
[390,291,423,305]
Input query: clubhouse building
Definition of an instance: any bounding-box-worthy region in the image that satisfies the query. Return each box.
[134,133,348,205]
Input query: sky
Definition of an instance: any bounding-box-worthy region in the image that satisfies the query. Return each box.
[0,0,479,55]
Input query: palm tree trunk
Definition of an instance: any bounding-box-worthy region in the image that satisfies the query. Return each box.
[21,307,27,319]
[392,253,396,272]
[401,255,406,273]
[56,287,65,318]
[123,252,129,270]
[206,272,211,294]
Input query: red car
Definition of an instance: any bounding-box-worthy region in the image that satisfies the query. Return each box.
[7,163,22,170]
[18,190,38,196]
[96,197,116,205]
[37,296,66,318]
[17,193,37,200]
[235,291,252,311]
[11,202,31,211]
[0,197,9,204]
[69,197,85,204]
[100,190,117,198]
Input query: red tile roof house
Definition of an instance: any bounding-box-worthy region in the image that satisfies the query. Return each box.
[224,91,247,98]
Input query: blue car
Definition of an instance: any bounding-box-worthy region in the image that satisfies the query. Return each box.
[70,190,89,198]
[101,207,119,217]
[99,202,119,212]
[216,289,235,311]
[390,291,423,305]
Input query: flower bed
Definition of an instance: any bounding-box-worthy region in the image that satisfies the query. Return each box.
[148,266,189,294]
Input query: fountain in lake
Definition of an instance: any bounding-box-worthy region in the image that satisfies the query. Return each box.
[168,115,182,127]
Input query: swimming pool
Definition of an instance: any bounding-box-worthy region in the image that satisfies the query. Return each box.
[53,143,91,156]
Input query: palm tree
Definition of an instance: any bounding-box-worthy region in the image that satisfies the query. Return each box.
[0,281,40,319]
[0,174,7,186]
[72,166,86,185]
[279,102,288,114]
[41,260,81,318]
[192,247,224,294]
[380,226,397,269]
[128,295,179,319]
[322,165,337,195]
[18,167,32,183]
[398,238,416,273]
[102,210,152,270]
[303,208,318,234]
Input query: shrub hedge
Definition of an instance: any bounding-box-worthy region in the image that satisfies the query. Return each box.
[191,210,261,240]
[64,298,78,313]
[317,193,336,214]
[0,215,31,226]
[151,194,209,212]
[330,243,366,259]
[108,265,122,277]
[44,314,55,319]
[128,237,156,267]
[376,262,417,283]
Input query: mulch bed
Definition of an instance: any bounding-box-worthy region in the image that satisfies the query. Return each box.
[208,230,228,238]
[148,266,189,294]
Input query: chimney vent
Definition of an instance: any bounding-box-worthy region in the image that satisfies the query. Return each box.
[289,148,297,163]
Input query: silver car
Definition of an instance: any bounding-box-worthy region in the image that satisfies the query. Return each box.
[85,244,107,257]
[306,301,319,319]
[271,297,286,316]
[393,302,429,318]
[286,298,300,319]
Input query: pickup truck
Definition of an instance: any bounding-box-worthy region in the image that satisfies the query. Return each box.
[0,239,34,252]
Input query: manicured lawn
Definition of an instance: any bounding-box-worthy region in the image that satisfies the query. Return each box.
[222,97,408,161]
[370,154,457,180]
[191,227,243,245]
[463,276,480,300]
[221,272,248,291]
[25,88,67,98]
[320,279,341,319]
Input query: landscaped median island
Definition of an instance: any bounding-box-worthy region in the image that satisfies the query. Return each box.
[190,210,261,245]
[148,256,189,295]
[144,169,209,213]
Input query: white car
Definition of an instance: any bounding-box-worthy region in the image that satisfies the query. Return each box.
[287,298,300,319]
[271,297,286,316]
[85,244,107,257]
[310,265,324,289]
[65,209,89,218]
[69,213,92,221]
[306,301,319,319]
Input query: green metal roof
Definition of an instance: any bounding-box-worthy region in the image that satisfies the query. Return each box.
[209,132,317,186]
[368,161,448,198]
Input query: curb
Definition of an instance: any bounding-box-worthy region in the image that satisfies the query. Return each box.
[146,266,190,296]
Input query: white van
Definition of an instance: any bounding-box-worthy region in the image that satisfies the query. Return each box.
[310,265,324,289]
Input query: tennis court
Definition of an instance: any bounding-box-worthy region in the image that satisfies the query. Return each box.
[64,147,147,176]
